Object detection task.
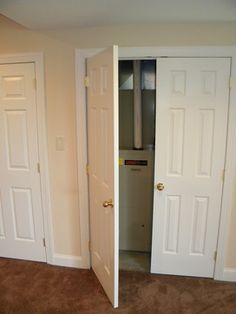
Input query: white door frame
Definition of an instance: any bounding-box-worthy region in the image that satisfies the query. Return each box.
[75,46,236,281]
[0,53,54,264]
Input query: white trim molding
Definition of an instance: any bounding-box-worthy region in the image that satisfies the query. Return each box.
[222,268,236,282]
[0,52,54,264]
[74,50,98,268]
[75,46,236,279]
[52,254,83,269]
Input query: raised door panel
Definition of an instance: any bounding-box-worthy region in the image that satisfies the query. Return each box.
[167,109,185,176]
[101,107,109,187]
[2,75,26,100]
[201,71,216,96]
[164,195,181,254]
[190,197,209,255]
[171,71,186,96]
[10,188,35,241]
[4,110,29,170]
[196,110,215,177]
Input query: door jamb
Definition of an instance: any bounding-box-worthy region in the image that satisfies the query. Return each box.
[75,49,101,268]
[0,53,54,264]
[75,46,236,280]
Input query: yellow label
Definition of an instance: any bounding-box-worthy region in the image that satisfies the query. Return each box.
[119,158,124,166]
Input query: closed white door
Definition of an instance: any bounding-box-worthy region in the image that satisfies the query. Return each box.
[87,47,119,307]
[0,63,46,262]
[151,58,230,277]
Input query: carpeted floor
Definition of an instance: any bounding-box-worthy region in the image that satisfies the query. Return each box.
[0,258,236,314]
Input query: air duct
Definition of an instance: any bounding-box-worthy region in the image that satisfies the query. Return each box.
[133,60,142,149]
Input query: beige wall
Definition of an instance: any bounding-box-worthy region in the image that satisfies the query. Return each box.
[1,15,236,268]
[225,169,236,268]
[0,16,81,256]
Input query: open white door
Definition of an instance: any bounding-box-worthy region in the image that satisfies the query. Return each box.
[87,46,119,307]
[151,58,230,277]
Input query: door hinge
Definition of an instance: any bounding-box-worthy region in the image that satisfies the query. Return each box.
[84,76,89,87]
[88,240,91,251]
[86,164,89,175]
[37,162,40,174]
[33,78,37,90]
[222,169,226,182]
[229,76,233,89]
[43,238,46,247]
[214,251,217,261]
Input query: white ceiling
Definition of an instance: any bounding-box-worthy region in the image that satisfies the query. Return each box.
[0,0,236,30]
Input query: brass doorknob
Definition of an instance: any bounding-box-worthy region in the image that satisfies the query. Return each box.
[156,183,165,191]
[103,199,114,208]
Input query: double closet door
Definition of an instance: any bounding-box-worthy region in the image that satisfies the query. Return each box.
[86,50,230,307]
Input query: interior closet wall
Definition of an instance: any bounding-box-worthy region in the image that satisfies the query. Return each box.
[119,60,155,253]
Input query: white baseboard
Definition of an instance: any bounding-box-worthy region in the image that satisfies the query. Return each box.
[51,253,86,269]
[222,267,236,282]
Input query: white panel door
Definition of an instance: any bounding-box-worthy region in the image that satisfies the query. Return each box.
[87,47,119,307]
[151,58,230,277]
[0,63,46,262]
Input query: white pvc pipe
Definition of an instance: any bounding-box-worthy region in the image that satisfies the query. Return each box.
[133,60,142,149]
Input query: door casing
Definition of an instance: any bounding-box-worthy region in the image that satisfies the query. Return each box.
[75,46,236,281]
[0,53,53,264]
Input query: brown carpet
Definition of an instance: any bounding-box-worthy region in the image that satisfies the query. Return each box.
[0,258,235,314]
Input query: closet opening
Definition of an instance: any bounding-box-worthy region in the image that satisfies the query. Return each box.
[119,59,156,272]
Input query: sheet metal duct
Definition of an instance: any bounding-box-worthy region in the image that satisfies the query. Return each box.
[133,60,142,149]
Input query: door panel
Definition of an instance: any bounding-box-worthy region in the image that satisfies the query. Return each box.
[168,108,185,176]
[0,62,46,262]
[151,58,230,277]
[87,47,119,307]
[197,110,214,176]
[5,110,29,169]
[11,187,35,241]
